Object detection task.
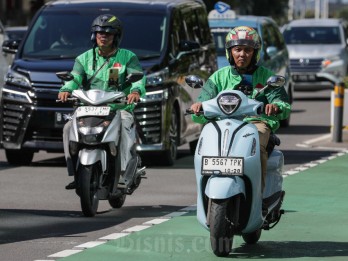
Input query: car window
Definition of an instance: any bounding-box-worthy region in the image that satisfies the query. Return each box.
[195,7,211,45]
[283,26,341,44]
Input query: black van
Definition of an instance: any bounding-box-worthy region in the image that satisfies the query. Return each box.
[1,0,217,165]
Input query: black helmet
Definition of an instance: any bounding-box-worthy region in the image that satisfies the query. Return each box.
[91,14,123,48]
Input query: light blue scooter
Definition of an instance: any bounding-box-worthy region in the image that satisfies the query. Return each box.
[185,75,286,257]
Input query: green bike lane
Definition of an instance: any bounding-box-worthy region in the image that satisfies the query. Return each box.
[57,152,348,261]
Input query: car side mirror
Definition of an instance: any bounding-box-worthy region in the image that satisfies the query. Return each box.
[175,40,200,60]
[2,39,20,54]
[179,40,200,52]
[185,75,203,89]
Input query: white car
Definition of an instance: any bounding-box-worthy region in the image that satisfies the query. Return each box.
[282,18,348,91]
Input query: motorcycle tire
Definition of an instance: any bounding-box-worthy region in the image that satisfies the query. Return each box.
[209,199,233,257]
[78,164,100,217]
[242,229,262,244]
[108,194,126,208]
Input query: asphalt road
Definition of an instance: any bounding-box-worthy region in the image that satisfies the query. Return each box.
[0,89,344,261]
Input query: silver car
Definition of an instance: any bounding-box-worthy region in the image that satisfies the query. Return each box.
[283,19,348,91]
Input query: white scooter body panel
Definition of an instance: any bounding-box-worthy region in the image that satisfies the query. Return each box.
[69,110,122,145]
[79,148,107,172]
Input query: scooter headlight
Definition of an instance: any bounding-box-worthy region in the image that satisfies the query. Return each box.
[217,93,241,115]
[78,119,110,135]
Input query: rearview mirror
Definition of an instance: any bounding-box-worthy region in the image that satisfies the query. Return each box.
[56,71,74,81]
[125,72,143,84]
[266,75,285,87]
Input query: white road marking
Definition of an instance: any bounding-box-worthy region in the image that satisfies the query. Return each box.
[99,232,129,240]
[143,218,171,225]
[75,241,106,248]
[48,249,83,258]
[122,225,151,233]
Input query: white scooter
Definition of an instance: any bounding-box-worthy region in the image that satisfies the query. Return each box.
[185,75,286,257]
[56,71,146,217]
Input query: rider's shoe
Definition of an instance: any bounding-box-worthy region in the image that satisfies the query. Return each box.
[65,181,76,190]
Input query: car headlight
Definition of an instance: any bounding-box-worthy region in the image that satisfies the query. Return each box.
[5,68,31,88]
[2,88,33,103]
[146,68,169,86]
[141,89,168,102]
[322,55,341,68]
[217,93,241,115]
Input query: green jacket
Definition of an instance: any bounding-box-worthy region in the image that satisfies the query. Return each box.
[192,66,291,132]
[59,47,146,111]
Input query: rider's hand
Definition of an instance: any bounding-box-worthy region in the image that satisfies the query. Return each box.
[265,104,279,116]
[127,91,140,104]
[58,92,71,102]
[190,102,202,115]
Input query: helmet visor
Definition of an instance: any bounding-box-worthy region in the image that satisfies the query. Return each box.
[92,26,117,34]
[225,39,260,49]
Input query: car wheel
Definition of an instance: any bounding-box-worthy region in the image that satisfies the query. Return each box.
[161,108,179,166]
[5,149,34,165]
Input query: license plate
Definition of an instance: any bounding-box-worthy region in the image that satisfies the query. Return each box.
[201,156,244,175]
[293,74,316,82]
[55,112,71,127]
[76,106,110,117]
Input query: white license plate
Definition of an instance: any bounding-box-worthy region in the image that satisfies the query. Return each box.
[201,156,244,175]
[76,106,110,117]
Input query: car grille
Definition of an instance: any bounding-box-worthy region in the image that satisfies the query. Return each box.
[290,58,323,73]
[134,100,162,144]
[2,101,31,143]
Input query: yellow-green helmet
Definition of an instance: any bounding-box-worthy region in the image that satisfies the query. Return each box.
[225,26,261,66]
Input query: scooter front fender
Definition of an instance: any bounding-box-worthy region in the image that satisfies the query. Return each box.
[79,149,107,172]
[205,176,245,199]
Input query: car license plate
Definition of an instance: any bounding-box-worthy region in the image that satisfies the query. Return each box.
[76,106,110,117]
[55,112,71,127]
[201,156,244,176]
[293,74,316,82]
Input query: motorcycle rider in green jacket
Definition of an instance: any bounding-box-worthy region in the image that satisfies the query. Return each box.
[58,14,146,189]
[190,26,291,192]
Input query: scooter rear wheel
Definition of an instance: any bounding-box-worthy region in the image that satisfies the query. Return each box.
[209,199,233,257]
[78,164,100,217]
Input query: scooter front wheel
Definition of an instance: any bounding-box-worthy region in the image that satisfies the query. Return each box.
[209,199,233,257]
[108,194,126,208]
[242,229,262,244]
[78,164,100,217]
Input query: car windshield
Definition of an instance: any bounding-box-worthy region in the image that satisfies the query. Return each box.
[22,9,167,60]
[283,26,341,44]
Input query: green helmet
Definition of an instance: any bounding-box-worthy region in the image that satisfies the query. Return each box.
[91,14,123,48]
[225,26,261,66]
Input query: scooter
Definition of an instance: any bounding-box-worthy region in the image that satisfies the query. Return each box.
[185,75,286,257]
[56,71,146,217]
